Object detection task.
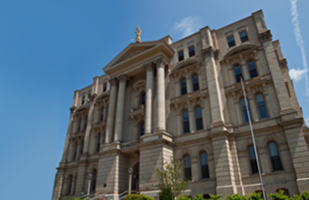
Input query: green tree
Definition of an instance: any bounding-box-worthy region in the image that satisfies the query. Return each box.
[154,157,188,200]
[248,192,263,200]
[268,190,290,200]
[225,194,247,200]
[294,191,309,200]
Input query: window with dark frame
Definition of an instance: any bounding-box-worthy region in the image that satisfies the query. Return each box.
[227,35,236,47]
[240,98,250,123]
[103,82,107,92]
[268,142,283,171]
[239,30,249,43]
[100,108,104,121]
[141,122,145,136]
[67,175,73,194]
[234,65,243,83]
[183,110,190,134]
[91,170,97,192]
[192,75,199,91]
[141,93,146,105]
[181,79,187,95]
[82,96,85,105]
[178,50,184,61]
[96,134,101,153]
[248,146,258,174]
[248,60,258,78]
[184,155,192,180]
[80,141,84,155]
[188,46,195,57]
[255,94,268,119]
[195,106,203,131]
[200,152,209,179]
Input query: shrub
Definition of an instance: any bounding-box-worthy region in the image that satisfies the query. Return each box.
[268,190,290,200]
[178,195,191,200]
[159,188,173,200]
[210,194,222,200]
[248,192,263,200]
[294,191,309,200]
[124,194,154,200]
[226,194,247,200]
[194,194,205,200]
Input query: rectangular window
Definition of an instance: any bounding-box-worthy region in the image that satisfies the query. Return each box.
[188,46,195,57]
[239,30,249,43]
[178,50,184,61]
[103,83,107,92]
[87,94,91,102]
[227,35,236,47]
[201,165,209,179]
[81,96,85,105]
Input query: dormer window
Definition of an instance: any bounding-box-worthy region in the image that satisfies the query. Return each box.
[178,50,184,61]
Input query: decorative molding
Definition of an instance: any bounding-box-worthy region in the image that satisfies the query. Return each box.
[118,74,127,83]
[258,30,272,43]
[280,59,288,69]
[201,47,219,60]
[154,57,169,68]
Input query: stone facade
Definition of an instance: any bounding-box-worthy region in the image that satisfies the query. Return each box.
[52,10,309,200]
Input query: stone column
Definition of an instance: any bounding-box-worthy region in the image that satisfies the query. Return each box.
[202,47,225,126]
[105,78,118,143]
[262,84,274,118]
[114,75,127,142]
[186,72,193,93]
[76,141,81,160]
[144,63,154,135]
[233,95,243,125]
[240,55,250,80]
[228,65,235,85]
[176,108,183,136]
[188,105,196,133]
[248,95,259,122]
[155,57,168,131]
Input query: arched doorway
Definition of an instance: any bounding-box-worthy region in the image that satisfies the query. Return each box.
[131,162,139,193]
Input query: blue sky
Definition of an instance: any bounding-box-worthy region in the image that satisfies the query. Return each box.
[0,0,308,199]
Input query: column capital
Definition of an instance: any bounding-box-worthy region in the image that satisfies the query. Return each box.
[118,74,128,83]
[143,62,154,72]
[201,46,219,60]
[110,77,118,86]
[154,57,169,69]
[258,30,272,43]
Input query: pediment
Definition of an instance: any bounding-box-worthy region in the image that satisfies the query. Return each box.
[223,44,258,59]
[103,40,174,75]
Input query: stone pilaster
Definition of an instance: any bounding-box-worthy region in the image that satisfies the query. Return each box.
[248,95,259,122]
[114,75,127,142]
[83,103,94,154]
[144,62,154,135]
[105,78,118,143]
[186,74,193,93]
[75,163,87,196]
[155,57,168,131]
[188,105,196,133]
[202,47,225,127]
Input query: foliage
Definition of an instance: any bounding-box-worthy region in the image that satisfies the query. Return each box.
[194,194,205,200]
[294,191,309,200]
[124,194,154,200]
[178,195,191,200]
[268,190,290,200]
[248,192,263,200]
[226,194,247,200]
[210,194,222,200]
[154,157,188,199]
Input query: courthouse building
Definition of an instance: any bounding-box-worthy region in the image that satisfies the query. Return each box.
[52,10,309,200]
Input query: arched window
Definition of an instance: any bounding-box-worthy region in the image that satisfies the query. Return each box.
[192,75,199,91]
[100,108,104,121]
[184,155,192,180]
[91,170,97,192]
[67,175,73,194]
[73,142,78,160]
[183,110,190,134]
[140,122,145,136]
[200,152,209,179]
[248,60,258,78]
[276,189,289,197]
[248,146,258,174]
[268,142,283,171]
[255,94,268,119]
[240,98,249,123]
[141,92,146,105]
[195,106,203,131]
[181,78,187,95]
[96,134,101,153]
[234,65,243,83]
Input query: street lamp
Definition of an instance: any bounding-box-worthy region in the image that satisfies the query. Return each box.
[128,168,133,195]
[87,173,93,199]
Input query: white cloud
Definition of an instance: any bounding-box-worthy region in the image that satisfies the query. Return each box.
[174,16,201,38]
[290,0,309,95]
[289,68,308,82]
[305,117,309,125]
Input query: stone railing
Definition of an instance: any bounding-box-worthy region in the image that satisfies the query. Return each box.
[121,140,139,149]
[130,104,145,119]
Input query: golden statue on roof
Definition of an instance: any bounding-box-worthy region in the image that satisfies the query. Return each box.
[135,26,141,43]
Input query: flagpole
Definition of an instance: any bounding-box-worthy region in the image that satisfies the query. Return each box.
[240,78,266,200]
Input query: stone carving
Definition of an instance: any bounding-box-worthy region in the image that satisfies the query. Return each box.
[201,46,219,60]
[143,62,153,72]
[280,59,287,69]
[135,26,141,43]
[154,57,169,68]
[118,75,127,83]
[258,30,272,43]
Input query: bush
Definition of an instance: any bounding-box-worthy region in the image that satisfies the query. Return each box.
[210,194,222,200]
[124,194,154,200]
[294,191,309,200]
[226,194,247,200]
[159,188,173,200]
[194,194,205,200]
[248,192,263,200]
[268,190,290,200]
[178,195,191,200]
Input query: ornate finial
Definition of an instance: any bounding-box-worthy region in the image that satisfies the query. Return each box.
[135,26,141,43]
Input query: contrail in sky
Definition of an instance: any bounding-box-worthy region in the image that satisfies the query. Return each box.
[290,0,309,96]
